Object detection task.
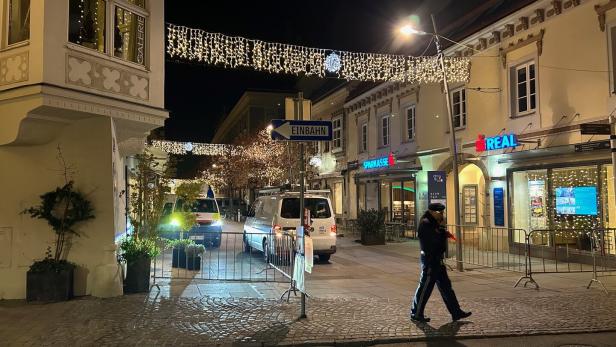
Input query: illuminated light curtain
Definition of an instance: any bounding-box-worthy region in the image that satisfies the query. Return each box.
[166,23,471,84]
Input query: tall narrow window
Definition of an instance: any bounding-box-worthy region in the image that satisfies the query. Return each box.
[611,26,616,93]
[451,87,466,129]
[514,62,536,115]
[69,0,106,52]
[360,123,367,153]
[332,117,342,150]
[8,0,30,45]
[381,116,390,146]
[114,6,146,65]
[406,105,416,140]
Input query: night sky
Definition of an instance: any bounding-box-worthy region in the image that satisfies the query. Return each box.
[164,0,534,143]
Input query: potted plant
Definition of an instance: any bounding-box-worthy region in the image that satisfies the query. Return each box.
[118,236,159,293]
[122,150,171,293]
[21,147,95,302]
[168,239,205,270]
[358,209,386,246]
[184,243,205,271]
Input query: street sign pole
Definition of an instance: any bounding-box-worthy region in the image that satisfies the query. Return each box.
[297,92,307,319]
[272,93,332,320]
[611,116,616,200]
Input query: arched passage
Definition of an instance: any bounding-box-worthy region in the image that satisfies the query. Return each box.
[437,155,491,228]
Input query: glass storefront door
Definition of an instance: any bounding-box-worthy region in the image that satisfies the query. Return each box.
[392,181,416,228]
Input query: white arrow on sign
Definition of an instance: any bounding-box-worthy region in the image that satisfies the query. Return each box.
[274,122,292,139]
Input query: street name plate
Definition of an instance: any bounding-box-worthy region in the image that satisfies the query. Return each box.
[270,119,333,141]
[580,123,611,135]
[574,140,610,152]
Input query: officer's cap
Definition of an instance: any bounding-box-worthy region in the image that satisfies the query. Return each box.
[428,202,446,212]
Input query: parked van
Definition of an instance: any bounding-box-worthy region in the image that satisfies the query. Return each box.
[177,196,223,247]
[243,191,336,262]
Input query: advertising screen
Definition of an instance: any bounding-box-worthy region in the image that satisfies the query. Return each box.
[555,186,598,215]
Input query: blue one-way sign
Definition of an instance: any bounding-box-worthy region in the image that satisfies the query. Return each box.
[270,119,333,141]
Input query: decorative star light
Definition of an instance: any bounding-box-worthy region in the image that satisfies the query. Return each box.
[324,52,341,74]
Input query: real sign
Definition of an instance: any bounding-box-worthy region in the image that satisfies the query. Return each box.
[270,119,333,141]
[476,134,519,152]
[362,153,395,170]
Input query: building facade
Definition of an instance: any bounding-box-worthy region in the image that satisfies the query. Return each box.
[308,83,354,222]
[345,0,616,253]
[0,0,167,299]
[211,90,293,145]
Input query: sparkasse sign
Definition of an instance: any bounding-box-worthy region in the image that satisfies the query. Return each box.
[362,153,396,170]
[475,134,519,152]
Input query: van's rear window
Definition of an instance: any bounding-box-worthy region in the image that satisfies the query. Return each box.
[280,198,331,219]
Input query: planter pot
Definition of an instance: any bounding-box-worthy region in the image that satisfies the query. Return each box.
[172,248,187,268]
[26,268,74,303]
[124,255,151,294]
[172,248,201,270]
[361,230,386,246]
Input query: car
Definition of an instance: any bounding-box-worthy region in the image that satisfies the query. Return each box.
[176,196,223,248]
[243,191,337,263]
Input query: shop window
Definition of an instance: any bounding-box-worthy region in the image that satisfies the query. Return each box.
[450,87,466,129]
[406,105,416,141]
[360,122,367,153]
[381,115,390,147]
[7,0,30,45]
[609,25,616,93]
[380,182,390,221]
[333,182,343,215]
[358,183,366,211]
[114,6,146,65]
[68,0,147,66]
[462,185,478,224]
[511,166,606,250]
[511,61,536,116]
[69,0,106,52]
[332,117,342,151]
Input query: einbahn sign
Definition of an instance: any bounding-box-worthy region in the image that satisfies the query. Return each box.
[270,119,333,142]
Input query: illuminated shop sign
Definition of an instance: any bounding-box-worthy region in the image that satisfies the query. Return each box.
[475,134,519,152]
[362,153,396,170]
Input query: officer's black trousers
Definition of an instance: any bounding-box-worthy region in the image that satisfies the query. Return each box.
[411,257,462,318]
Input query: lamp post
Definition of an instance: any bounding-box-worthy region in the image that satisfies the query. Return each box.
[399,15,463,271]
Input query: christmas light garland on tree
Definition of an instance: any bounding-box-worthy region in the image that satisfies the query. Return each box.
[166,23,471,84]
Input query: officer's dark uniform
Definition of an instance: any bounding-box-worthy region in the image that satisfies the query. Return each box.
[410,204,470,322]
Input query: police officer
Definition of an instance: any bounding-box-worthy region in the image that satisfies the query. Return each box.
[410,202,471,323]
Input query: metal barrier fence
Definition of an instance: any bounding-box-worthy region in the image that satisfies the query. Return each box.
[446,225,528,273]
[151,231,294,284]
[340,219,416,241]
[514,228,616,292]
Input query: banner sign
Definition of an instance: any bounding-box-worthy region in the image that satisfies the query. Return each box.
[428,171,447,206]
[493,187,505,226]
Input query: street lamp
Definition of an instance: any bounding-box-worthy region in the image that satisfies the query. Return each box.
[398,15,463,271]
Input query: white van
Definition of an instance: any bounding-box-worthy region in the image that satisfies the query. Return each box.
[243,191,337,262]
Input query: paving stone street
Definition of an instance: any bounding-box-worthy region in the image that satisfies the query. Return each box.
[2,292,616,346]
[2,222,616,346]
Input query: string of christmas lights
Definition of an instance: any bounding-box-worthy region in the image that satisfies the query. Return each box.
[150,140,240,156]
[166,23,471,84]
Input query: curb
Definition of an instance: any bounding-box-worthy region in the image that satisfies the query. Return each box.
[274,327,616,346]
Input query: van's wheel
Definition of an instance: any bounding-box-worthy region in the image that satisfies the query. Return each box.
[319,254,331,262]
[262,239,270,263]
[243,233,251,253]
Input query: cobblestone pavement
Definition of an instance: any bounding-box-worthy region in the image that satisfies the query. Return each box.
[2,291,616,346]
